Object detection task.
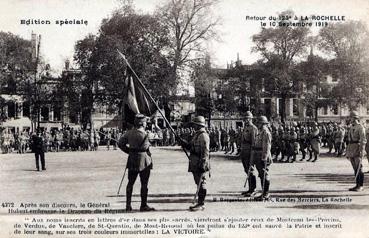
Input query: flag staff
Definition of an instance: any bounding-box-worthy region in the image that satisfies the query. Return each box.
[117,50,190,160]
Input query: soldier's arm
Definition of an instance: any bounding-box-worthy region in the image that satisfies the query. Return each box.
[199,134,210,164]
[251,126,258,146]
[118,132,130,154]
[262,131,272,161]
[359,126,366,157]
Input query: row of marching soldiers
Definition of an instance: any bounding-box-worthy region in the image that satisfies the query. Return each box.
[117,111,366,213]
[271,121,329,163]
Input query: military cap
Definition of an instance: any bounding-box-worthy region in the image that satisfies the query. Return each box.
[134,113,147,126]
[350,111,360,119]
[259,116,269,124]
[192,116,206,127]
[245,111,253,119]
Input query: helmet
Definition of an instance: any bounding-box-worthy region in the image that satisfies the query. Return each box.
[259,116,269,124]
[192,116,206,127]
[292,121,298,127]
[245,111,253,119]
[134,114,147,126]
[350,111,360,119]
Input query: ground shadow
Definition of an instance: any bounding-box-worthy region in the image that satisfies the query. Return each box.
[294,173,368,186]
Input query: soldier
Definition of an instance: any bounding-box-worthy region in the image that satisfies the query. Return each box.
[334,125,345,157]
[346,111,366,191]
[253,116,272,201]
[273,127,284,162]
[289,125,299,163]
[228,126,236,154]
[308,122,320,162]
[299,127,308,161]
[239,111,258,196]
[180,116,210,211]
[31,129,47,171]
[118,114,155,212]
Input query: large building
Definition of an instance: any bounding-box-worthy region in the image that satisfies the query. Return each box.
[195,53,369,128]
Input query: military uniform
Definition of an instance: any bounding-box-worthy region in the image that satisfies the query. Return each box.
[181,116,210,211]
[273,127,284,161]
[308,123,320,162]
[239,112,258,196]
[118,114,154,212]
[253,116,272,201]
[299,127,308,161]
[346,112,366,191]
[31,131,46,171]
[334,126,345,157]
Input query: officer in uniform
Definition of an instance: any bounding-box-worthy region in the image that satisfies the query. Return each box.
[180,116,210,211]
[253,116,272,201]
[118,114,155,212]
[308,122,320,162]
[31,129,46,171]
[346,111,366,191]
[239,111,258,196]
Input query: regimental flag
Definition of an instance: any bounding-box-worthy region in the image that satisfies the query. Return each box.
[122,67,157,125]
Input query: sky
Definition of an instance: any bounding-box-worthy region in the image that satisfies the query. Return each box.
[0,0,368,73]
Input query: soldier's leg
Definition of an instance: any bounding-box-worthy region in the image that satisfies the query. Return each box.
[241,154,256,196]
[40,152,46,170]
[139,167,154,211]
[300,146,306,161]
[126,170,139,211]
[352,157,364,190]
[35,153,40,171]
[307,147,313,161]
[254,159,270,200]
[198,175,207,205]
[190,172,207,211]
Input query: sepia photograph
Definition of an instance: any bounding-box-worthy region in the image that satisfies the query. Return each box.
[1,0,369,237]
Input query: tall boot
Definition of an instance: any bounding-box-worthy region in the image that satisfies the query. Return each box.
[307,151,312,161]
[126,186,133,211]
[140,187,155,211]
[263,180,270,198]
[198,188,206,205]
[349,170,361,191]
[255,180,270,201]
[242,175,257,197]
[355,173,364,191]
[312,153,318,162]
[190,188,206,211]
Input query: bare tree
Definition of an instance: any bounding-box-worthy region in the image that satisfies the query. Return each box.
[156,0,221,83]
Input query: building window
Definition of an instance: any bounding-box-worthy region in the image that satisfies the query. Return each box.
[41,107,49,121]
[322,105,328,115]
[332,105,338,115]
[23,101,30,117]
[264,98,271,118]
[293,99,299,116]
[278,98,283,116]
[367,105,369,115]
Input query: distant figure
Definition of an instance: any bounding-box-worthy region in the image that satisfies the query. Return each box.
[31,129,46,171]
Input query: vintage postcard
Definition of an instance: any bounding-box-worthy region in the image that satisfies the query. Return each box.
[1,0,369,237]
